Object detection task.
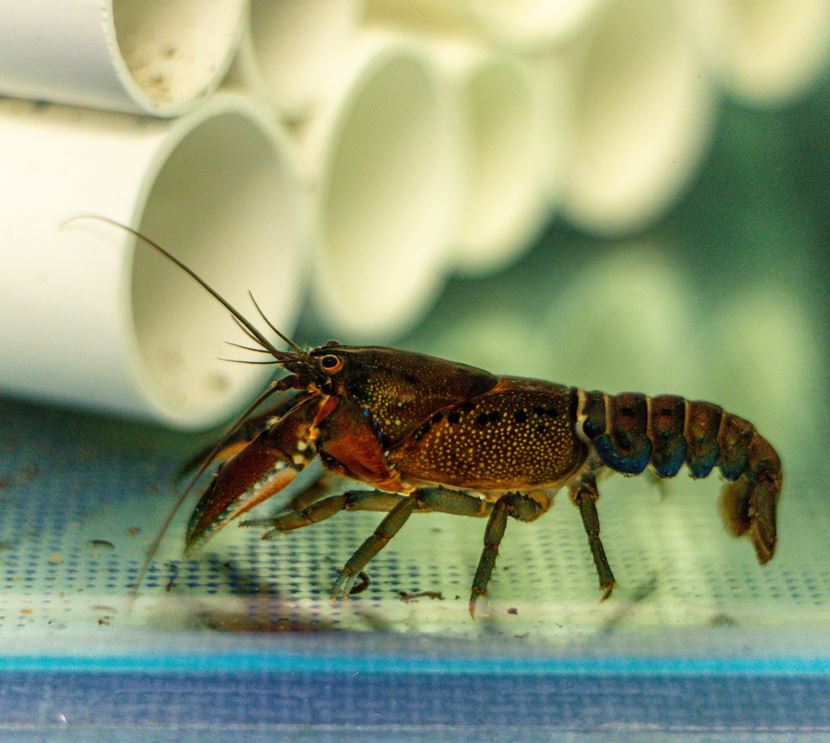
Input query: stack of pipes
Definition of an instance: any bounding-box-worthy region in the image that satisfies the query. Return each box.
[0,0,827,428]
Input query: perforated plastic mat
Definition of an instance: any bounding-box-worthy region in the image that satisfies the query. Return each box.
[2,382,830,736]
[1,394,829,643]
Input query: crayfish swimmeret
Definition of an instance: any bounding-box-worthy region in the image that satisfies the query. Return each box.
[99,219,782,618]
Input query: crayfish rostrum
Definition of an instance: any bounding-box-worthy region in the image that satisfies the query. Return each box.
[95,219,781,618]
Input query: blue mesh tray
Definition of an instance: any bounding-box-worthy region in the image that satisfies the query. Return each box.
[0,394,829,740]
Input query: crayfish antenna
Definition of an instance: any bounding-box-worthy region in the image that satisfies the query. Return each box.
[247,290,303,354]
[60,215,301,363]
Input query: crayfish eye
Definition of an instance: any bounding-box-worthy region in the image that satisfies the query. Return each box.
[318,354,343,374]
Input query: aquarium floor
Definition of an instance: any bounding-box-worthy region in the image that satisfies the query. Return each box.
[0,397,828,738]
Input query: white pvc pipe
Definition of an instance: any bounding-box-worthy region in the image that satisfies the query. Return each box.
[0,94,309,429]
[368,0,605,52]
[295,29,459,340]
[428,40,552,276]
[558,0,716,235]
[230,0,366,121]
[0,0,245,116]
[685,0,830,105]
[468,0,607,51]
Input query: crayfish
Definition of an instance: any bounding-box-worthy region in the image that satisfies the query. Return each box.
[91,219,781,618]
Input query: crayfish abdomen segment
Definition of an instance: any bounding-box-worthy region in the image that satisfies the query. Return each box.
[576,389,782,562]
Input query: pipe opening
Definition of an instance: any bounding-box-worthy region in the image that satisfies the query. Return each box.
[131,108,306,425]
[112,0,244,109]
[471,0,602,49]
[724,0,830,99]
[566,0,711,231]
[249,0,363,116]
[318,50,452,335]
[460,60,542,267]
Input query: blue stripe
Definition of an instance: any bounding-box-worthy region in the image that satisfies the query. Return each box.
[652,434,687,476]
[0,652,828,676]
[595,433,651,474]
[1,669,827,729]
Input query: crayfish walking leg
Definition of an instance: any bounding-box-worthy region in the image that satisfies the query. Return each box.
[244,490,407,537]
[570,470,616,599]
[328,487,495,598]
[469,491,552,619]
